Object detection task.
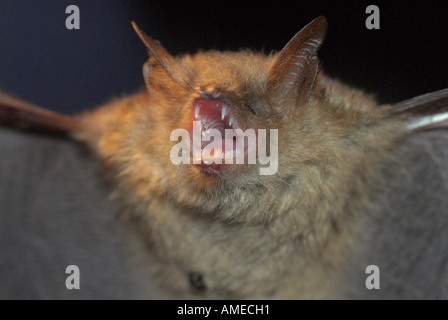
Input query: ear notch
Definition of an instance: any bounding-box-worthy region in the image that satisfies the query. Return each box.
[268,16,328,111]
[131,22,184,92]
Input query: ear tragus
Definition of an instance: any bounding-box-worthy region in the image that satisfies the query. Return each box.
[267,16,328,112]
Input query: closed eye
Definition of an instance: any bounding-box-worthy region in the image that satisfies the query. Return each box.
[247,97,273,116]
[247,105,257,115]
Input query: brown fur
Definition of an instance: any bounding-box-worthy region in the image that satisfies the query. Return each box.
[75,37,413,297]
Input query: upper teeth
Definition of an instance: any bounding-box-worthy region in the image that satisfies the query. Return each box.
[228,116,233,127]
[221,106,227,120]
[194,106,200,119]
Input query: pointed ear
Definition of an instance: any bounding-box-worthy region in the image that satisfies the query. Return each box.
[267,16,327,112]
[131,22,184,91]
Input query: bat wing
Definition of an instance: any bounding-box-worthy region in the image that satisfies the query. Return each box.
[336,88,448,299]
[0,126,171,299]
[0,91,169,298]
[385,88,448,131]
[0,90,82,135]
[340,128,448,299]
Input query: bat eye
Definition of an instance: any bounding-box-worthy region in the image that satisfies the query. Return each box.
[247,105,257,115]
[246,96,273,116]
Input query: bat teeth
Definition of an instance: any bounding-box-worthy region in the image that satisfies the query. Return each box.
[194,106,200,119]
[228,116,234,127]
[221,105,227,121]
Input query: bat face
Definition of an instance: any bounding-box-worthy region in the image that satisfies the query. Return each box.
[151,50,278,177]
[83,17,407,225]
[79,17,410,226]
[84,53,282,222]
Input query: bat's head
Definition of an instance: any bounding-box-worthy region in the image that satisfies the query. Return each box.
[83,17,398,223]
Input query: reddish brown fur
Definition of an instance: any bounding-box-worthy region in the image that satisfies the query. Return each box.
[76,36,411,296]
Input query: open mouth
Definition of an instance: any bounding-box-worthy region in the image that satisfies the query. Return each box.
[189,99,255,169]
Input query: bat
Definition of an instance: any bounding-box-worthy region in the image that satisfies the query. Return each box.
[1,16,447,299]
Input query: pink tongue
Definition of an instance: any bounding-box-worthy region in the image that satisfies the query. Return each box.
[194,100,226,126]
[191,99,250,167]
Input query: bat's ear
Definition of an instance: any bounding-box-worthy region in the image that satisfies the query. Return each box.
[132,22,185,94]
[267,16,327,113]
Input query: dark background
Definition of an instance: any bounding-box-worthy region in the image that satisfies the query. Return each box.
[0,0,446,114]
